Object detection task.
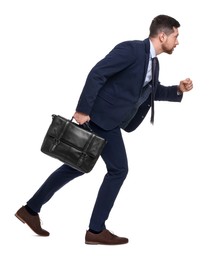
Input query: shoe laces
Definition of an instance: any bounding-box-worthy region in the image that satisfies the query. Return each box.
[107,230,117,238]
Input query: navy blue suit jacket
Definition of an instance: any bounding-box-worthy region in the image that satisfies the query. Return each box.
[76,38,182,132]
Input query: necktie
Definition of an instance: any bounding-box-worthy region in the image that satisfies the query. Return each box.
[150,57,158,124]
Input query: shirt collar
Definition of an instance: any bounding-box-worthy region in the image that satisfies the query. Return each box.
[149,40,156,59]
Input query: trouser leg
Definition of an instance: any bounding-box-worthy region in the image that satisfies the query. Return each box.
[88,122,128,231]
[27,164,84,213]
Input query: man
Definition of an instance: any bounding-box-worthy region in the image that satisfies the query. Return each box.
[15,14,193,245]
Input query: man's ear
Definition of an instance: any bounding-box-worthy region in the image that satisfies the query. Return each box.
[159,32,167,43]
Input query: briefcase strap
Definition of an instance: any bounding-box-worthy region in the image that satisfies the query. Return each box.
[51,120,70,152]
[77,133,95,167]
[70,118,96,167]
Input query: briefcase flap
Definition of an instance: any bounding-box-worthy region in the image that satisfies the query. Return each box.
[46,115,106,157]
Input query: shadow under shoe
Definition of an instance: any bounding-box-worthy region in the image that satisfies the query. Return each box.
[15,206,50,236]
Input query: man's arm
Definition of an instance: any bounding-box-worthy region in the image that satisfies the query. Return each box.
[155,78,193,102]
[75,42,136,116]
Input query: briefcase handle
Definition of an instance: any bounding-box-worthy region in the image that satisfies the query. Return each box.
[70,116,93,132]
[51,114,93,133]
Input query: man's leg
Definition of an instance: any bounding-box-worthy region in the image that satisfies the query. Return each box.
[27,164,84,213]
[15,164,84,236]
[88,122,128,232]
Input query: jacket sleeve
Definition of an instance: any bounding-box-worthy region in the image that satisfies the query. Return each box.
[76,42,136,115]
[155,83,183,102]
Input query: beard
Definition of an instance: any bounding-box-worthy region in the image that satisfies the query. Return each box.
[162,44,175,54]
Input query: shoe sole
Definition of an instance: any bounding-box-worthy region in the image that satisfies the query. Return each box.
[85,241,128,245]
[85,241,99,245]
[15,213,26,224]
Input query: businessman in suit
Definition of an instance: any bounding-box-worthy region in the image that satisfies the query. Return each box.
[15,14,193,245]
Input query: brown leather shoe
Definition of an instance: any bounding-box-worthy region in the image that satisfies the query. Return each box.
[15,206,50,236]
[85,229,128,245]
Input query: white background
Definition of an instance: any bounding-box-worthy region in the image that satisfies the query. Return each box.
[1,0,210,259]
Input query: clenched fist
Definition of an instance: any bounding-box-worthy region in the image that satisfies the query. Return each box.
[178,78,193,93]
[73,112,90,125]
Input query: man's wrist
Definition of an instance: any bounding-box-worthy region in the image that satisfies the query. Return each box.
[177,86,182,95]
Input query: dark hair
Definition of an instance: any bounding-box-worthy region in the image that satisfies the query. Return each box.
[149,15,180,37]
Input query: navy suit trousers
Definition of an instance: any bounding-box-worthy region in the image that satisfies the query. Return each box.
[27,122,128,231]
